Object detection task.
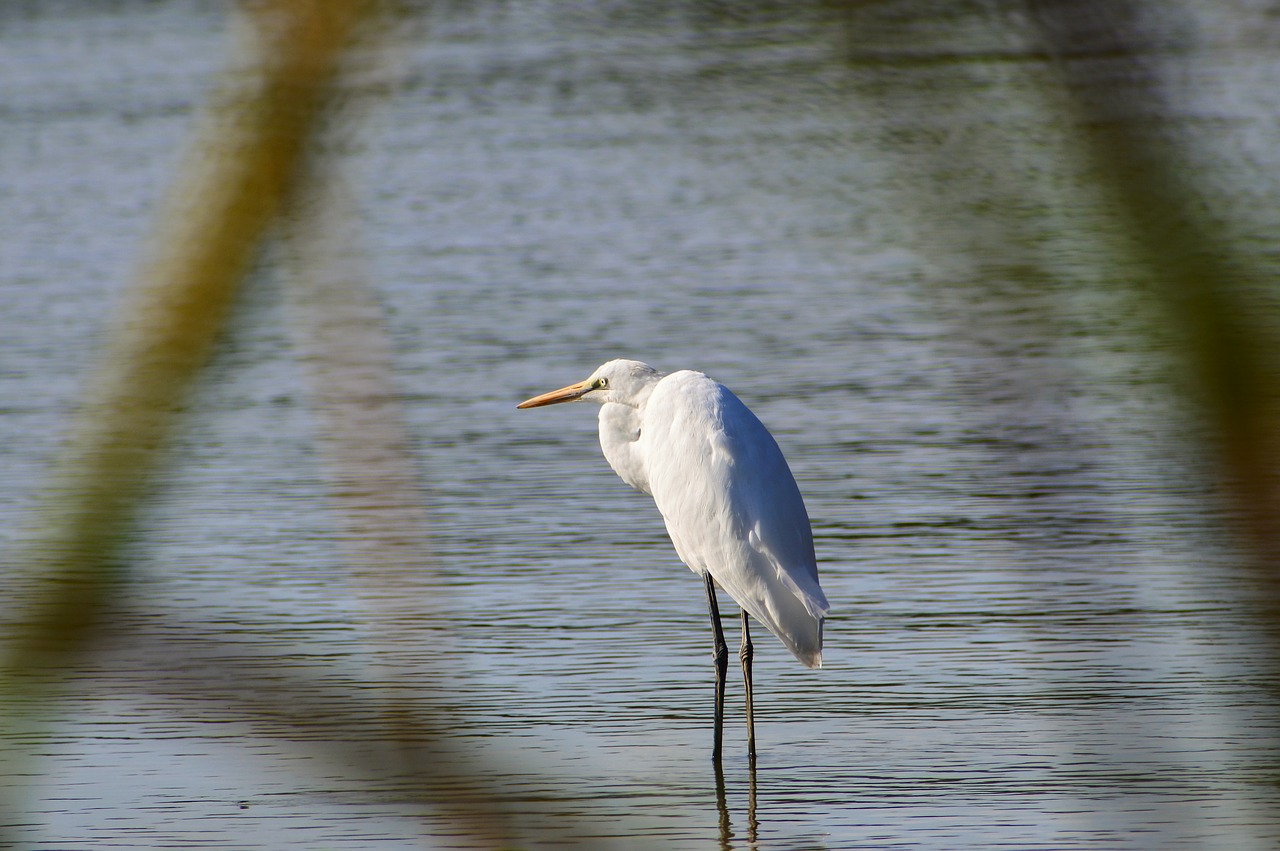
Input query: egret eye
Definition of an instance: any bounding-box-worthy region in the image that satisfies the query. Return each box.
[596,377,609,389]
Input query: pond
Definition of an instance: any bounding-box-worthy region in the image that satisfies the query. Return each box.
[3,2,1278,848]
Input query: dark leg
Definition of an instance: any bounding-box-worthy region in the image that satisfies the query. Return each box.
[704,572,729,761]
[740,610,756,763]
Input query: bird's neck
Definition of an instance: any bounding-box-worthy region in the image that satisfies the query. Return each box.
[598,402,649,494]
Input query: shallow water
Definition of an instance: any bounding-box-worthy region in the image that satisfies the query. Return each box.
[4,2,1280,848]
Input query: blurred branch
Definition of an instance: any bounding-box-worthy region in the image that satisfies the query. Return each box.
[4,0,378,683]
[1,0,385,828]
[834,0,1280,564]
[1,1,623,843]
[1026,0,1280,566]
[282,173,436,600]
[277,137,565,844]
[102,618,599,849]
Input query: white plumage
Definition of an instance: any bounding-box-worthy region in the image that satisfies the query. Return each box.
[518,359,829,758]
[519,359,828,661]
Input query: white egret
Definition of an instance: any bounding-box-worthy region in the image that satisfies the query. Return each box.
[518,359,829,761]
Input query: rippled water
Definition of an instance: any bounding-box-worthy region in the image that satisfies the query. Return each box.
[4,2,1280,848]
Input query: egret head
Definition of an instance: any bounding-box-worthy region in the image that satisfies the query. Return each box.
[517,359,662,409]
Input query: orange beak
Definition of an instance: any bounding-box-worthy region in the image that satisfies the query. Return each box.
[517,379,594,409]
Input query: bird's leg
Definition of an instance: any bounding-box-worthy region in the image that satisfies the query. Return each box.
[740,609,756,763]
[704,572,729,762]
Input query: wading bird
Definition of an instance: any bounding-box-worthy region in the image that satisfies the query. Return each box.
[517,359,829,761]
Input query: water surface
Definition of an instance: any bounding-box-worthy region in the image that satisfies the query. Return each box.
[3,2,1280,848]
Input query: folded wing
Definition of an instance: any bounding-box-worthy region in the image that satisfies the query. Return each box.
[643,371,829,667]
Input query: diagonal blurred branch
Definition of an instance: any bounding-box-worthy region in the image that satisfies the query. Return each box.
[1,0,388,828]
[2,2,625,843]
[1026,0,1280,568]
[104,617,606,849]
[282,174,436,608]
[4,0,380,682]
[276,144,575,844]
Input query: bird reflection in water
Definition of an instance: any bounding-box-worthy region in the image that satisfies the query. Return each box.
[715,758,758,849]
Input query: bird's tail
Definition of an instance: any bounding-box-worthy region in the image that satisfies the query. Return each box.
[716,559,829,668]
[758,587,826,668]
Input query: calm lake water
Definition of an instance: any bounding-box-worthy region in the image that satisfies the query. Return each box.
[4,1,1280,848]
